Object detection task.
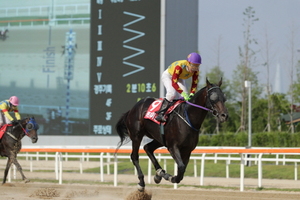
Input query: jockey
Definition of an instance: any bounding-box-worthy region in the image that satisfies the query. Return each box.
[0,96,21,127]
[156,52,201,122]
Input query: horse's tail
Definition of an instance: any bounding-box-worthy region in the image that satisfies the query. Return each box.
[115,111,130,153]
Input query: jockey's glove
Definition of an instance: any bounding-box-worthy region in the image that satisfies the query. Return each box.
[181,92,190,101]
[11,120,19,126]
[189,93,194,99]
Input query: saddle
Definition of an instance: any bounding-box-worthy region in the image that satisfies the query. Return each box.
[144,98,184,124]
[0,124,12,139]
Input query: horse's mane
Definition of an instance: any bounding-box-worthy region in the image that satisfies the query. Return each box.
[190,82,217,102]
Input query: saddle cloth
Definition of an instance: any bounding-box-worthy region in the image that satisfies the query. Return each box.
[144,98,184,124]
[0,124,12,139]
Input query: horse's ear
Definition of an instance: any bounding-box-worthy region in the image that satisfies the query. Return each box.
[218,77,223,87]
[206,77,211,86]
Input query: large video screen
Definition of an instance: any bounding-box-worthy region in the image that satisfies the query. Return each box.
[90,0,161,136]
[0,2,91,135]
[0,0,160,136]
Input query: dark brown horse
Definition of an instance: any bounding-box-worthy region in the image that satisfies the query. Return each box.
[116,78,228,191]
[0,117,39,184]
[0,29,9,41]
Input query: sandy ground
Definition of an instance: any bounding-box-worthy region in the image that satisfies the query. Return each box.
[1,180,300,200]
[1,159,300,199]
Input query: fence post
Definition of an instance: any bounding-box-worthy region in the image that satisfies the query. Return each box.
[59,152,63,184]
[80,157,83,174]
[13,165,16,179]
[226,159,230,178]
[194,159,197,177]
[174,162,178,189]
[295,162,298,181]
[258,153,263,188]
[55,152,59,180]
[30,156,33,172]
[100,153,104,182]
[147,158,152,184]
[240,153,245,192]
[113,154,118,187]
[200,153,206,186]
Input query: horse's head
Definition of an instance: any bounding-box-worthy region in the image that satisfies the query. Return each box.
[205,77,228,123]
[21,117,39,143]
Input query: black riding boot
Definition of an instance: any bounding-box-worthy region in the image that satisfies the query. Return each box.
[155,98,170,122]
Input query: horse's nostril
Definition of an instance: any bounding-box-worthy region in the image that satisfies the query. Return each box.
[221,113,228,120]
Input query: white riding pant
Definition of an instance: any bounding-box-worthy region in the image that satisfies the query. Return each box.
[0,112,11,126]
[161,69,188,102]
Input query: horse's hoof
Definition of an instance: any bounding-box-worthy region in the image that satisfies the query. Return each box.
[137,184,145,192]
[24,179,30,183]
[154,175,162,184]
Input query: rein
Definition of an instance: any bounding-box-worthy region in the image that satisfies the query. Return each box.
[175,86,221,131]
[185,101,213,112]
[20,124,29,136]
[6,123,28,141]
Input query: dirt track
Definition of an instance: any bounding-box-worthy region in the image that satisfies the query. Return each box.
[2,181,300,200]
[2,170,300,200]
[2,159,300,199]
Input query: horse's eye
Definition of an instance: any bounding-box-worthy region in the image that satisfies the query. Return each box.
[210,92,218,101]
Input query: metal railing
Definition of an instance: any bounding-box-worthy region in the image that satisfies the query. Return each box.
[1,18,90,28]
[3,146,300,191]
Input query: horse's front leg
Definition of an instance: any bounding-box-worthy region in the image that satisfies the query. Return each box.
[2,157,13,184]
[11,156,30,183]
[168,146,186,184]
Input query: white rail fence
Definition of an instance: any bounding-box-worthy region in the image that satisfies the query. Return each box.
[0,4,90,18]
[3,146,300,192]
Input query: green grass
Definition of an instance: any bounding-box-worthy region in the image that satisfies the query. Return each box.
[83,158,300,180]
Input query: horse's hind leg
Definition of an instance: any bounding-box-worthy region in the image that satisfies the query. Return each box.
[131,135,145,191]
[11,157,30,183]
[2,157,13,184]
[144,140,172,184]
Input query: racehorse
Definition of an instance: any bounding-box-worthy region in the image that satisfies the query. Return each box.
[0,117,39,184]
[0,29,9,41]
[116,78,228,191]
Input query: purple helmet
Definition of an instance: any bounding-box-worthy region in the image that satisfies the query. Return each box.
[187,52,201,64]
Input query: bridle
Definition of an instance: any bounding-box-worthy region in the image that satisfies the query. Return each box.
[7,118,39,140]
[186,86,223,117]
[175,86,224,131]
